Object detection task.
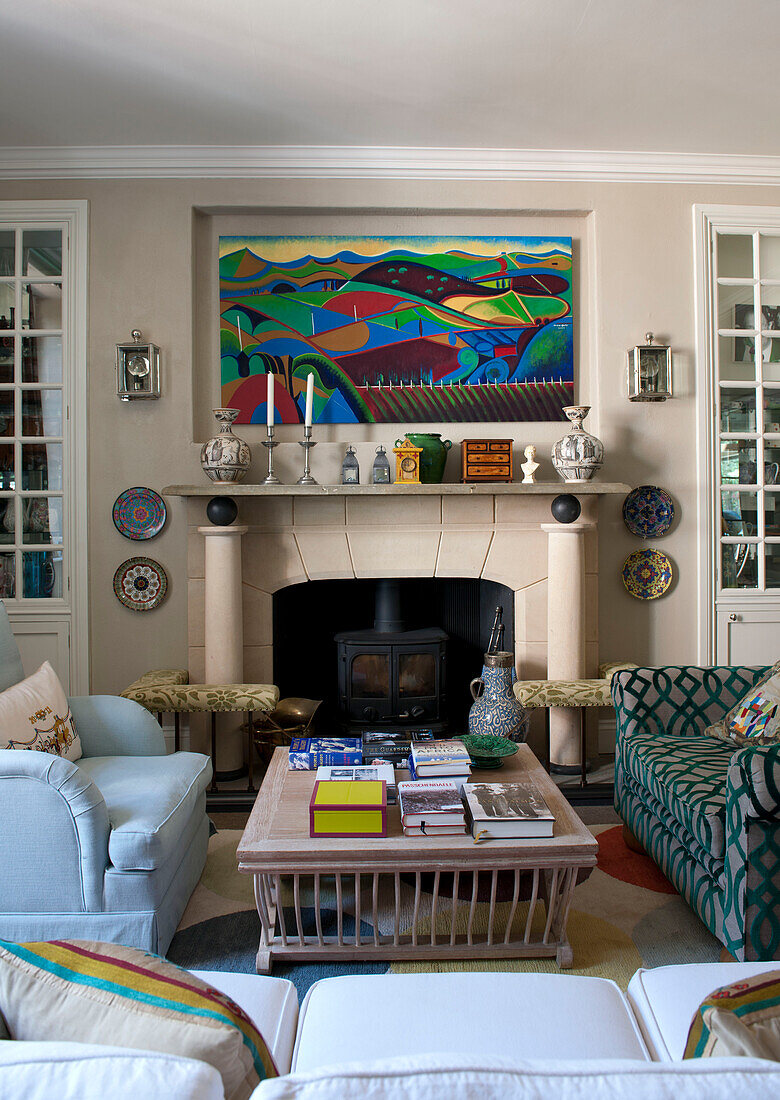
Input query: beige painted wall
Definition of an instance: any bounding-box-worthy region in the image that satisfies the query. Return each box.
[0,175,775,694]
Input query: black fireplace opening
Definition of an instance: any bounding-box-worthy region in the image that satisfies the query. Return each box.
[273,577,514,734]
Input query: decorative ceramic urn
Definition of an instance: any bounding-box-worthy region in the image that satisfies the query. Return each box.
[404,432,453,484]
[468,651,529,743]
[551,405,604,482]
[201,408,251,483]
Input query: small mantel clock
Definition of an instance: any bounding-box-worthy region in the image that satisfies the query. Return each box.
[393,439,423,484]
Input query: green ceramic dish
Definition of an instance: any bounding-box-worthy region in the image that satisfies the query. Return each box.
[459,734,519,770]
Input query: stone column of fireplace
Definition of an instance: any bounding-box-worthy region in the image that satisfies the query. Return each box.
[198,524,247,773]
[541,522,595,769]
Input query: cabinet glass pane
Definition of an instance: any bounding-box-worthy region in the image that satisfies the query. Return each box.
[0,284,14,328]
[765,341,780,382]
[721,388,757,432]
[22,230,61,277]
[760,287,780,316]
[722,490,759,536]
[0,336,12,384]
[765,491,780,536]
[22,550,62,598]
[765,442,780,480]
[718,284,754,331]
[720,439,757,483]
[0,499,14,544]
[765,391,780,434]
[718,234,754,278]
[760,234,780,280]
[767,544,780,588]
[722,543,758,588]
[21,390,61,437]
[0,233,14,277]
[0,392,14,437]
[0,443,14,490]
[22,443,62,491]
[718,334,756,381]
[0,552,14,598]
[22,283,61,330]
[22,336,61,384]
[23,497,62,545]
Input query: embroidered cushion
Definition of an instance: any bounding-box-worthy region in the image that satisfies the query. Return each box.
[0,660,81,761]
[0,940,277,1099]
[684,970,780,1059]
[705,661,780,746]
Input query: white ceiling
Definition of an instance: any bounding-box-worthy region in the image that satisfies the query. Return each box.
[1,0,777,156]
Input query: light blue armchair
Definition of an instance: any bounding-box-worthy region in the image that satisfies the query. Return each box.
[0,605,212,954]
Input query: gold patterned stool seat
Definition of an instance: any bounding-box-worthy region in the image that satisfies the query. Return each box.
[122,669,279,796]
[513,662,638,786]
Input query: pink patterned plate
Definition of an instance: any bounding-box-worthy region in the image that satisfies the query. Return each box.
[113,487,166,540]
[113,556,168,611]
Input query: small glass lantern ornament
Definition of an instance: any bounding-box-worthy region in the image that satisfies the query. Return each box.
[341,444,359,484]
[116,330,160,401]
[372,444,391,484]
[627,332,672,402]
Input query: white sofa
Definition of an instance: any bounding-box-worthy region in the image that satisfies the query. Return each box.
[3,963,780,1098]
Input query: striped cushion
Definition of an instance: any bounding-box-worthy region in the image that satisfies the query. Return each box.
[0,940,277,1098]
[684,971,780,1059]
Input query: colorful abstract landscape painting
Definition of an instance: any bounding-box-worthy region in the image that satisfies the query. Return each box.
[219,235,573,424]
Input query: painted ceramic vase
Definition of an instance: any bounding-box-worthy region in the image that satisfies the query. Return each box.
[404,433,453,483]
[551,405,604,482]
[201,408,251,483]
[468,651,529,743]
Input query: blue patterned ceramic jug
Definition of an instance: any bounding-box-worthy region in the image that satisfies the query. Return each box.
[468,651,529,742]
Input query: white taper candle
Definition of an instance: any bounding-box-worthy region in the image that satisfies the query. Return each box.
[266,371,274,427]
[305,372,314,427]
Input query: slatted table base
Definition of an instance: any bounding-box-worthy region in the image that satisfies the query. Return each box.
[252,864,580,973]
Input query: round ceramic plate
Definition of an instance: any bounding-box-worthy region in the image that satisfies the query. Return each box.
[622,548,673,600]
[113,487,166,540]
[113,556,168,611]
[622,485,674,539]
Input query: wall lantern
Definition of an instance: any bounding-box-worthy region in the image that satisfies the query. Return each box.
[627,332,672,402]
[116,330,160,400]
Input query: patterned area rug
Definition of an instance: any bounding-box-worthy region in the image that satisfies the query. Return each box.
[167,826,728,1001]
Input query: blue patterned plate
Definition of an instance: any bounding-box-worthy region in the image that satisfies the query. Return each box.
[622,548,673,600]
[113,487,166,540]
[622,485,674,539]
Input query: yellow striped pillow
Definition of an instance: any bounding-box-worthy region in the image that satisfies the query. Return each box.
[0,939,277,1098]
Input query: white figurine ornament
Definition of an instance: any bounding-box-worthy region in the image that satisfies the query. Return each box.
[521,445,539,484]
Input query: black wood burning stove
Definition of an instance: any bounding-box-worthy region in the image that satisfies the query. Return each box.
[335,580,447,732]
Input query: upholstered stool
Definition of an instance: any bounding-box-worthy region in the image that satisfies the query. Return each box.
[122,670,279,795]
[513,662,638,786]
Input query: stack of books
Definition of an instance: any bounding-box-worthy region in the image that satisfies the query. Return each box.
[462,779,555,840]
[289,737,362,769]
[408,740,472,786]
[398,779,467,836]
[309,779,387,838]
[361,728,436,767]
[316,763,397,804]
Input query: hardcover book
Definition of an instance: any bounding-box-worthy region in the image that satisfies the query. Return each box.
[462,780,555,839]
[316,764,397,804]
[398,779,466,831]
[410,740,472,776]
[309,779,387,838]
[289,737,362,769]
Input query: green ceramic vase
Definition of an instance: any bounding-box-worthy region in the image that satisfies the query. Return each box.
[404,432,452,483]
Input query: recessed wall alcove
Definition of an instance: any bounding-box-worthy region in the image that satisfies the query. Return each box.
[273,576,514,731]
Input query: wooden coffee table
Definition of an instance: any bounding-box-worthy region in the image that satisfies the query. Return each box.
[238,744,597,973]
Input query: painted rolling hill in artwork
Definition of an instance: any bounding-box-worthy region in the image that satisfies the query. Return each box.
[219,237,573,424]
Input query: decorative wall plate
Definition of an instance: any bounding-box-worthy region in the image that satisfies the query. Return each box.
[622,548,673,600]
[622,485,674,538]
[113,557,168,611]
[113,487,167,540]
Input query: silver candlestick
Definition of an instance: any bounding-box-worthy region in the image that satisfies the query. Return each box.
[297,425,318,484]
[261,425,281,485]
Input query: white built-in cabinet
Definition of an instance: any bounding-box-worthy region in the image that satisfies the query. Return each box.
[0,203,88,691]
[695,206,780,664]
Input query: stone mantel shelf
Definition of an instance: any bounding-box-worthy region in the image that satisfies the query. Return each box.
[164,481,630,497]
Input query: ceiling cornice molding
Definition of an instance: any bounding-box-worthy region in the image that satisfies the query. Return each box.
[1,145,780,185]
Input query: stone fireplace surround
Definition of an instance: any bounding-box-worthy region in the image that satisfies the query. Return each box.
[169,482,629,768]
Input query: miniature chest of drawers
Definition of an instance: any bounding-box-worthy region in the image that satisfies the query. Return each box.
[461,439,514,482]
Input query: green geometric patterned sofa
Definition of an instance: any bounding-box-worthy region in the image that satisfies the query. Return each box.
[613,665,779,962]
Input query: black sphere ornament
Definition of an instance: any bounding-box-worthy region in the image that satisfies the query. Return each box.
[551,494,581,524]
[206,496,238,526]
